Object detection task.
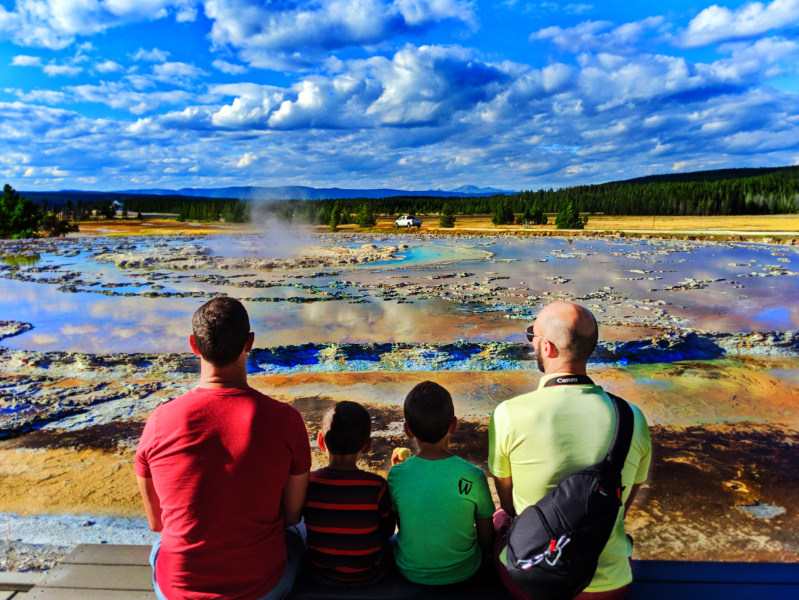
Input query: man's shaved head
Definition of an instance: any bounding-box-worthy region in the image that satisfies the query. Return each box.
[535,301,598,364]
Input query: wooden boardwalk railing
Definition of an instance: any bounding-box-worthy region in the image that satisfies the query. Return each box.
[5,544,799,599]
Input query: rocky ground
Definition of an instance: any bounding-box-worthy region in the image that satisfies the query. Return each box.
[93,241,407,270]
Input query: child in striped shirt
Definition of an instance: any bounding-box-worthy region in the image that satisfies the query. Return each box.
[303,401,396,587]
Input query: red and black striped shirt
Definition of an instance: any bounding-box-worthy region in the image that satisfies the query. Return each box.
[303,467,396,583]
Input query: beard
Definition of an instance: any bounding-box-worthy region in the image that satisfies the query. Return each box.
[536,352,545,373]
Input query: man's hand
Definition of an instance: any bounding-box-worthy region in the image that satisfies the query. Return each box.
[137,476,163,532]
[282,471,310,526]
[493,475,515,517]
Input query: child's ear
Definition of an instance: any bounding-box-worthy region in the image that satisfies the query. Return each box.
[403,422,416,440]
[361,438,372,453]
[449,416,458,434]
[317,431,327,452]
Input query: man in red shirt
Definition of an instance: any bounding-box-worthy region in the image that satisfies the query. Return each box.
[136,297,312,600]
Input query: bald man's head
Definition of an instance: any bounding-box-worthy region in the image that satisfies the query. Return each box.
[535,301,598,364]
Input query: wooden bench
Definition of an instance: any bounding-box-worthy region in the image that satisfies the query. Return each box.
[0,569,43,598]
[16,544,799,599]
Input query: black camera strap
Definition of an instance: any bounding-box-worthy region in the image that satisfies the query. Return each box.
[541,374,594,387]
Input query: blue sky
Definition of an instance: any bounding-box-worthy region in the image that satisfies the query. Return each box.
[1,0,798,191]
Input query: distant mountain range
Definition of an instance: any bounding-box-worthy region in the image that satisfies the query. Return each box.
[114,185,516,200]
[20,184,515,204]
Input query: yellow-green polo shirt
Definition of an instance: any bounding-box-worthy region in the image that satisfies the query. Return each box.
[488,373,651,592]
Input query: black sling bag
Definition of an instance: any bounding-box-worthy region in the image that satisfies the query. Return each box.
[504,375,635,600]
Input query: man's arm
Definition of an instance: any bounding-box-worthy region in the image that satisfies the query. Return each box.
[136,476,163,532]
[282,471,310,526]
[624,483,642,518]
[493,475,515,517]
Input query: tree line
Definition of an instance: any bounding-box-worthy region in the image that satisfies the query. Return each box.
[122,196,249,223]
[259,166,799,221]
[4,166,798,237]
[0,184,80,239]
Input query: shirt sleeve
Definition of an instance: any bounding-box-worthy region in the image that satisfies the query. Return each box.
[473,470,496,520]
[633,408,652,485]
[287,406,312,475]
[487,403,511,478]
[134,410,156,479]
[377,479,397,540]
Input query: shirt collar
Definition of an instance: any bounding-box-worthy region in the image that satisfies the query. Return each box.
[538,372,581,389]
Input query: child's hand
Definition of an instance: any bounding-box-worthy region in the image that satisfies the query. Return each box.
[391,447,412,466]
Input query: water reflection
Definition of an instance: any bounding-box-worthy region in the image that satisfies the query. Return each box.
[1,235,798,353]
[1,254,41,267]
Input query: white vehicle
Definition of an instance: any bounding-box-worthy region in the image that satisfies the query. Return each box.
[395,214,422,228]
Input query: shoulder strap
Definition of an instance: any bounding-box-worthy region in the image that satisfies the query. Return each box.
[604,393,634,472]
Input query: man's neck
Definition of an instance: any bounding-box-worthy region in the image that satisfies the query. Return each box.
[544,361,588,377]
[198,359,249,389]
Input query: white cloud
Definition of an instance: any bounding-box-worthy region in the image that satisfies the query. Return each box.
[96,60,123,73]
[0,0,475,78]
[507,2,593,16]
[175,4,197,21]
[43,64,83,77]
[204,0,476,69]
[679,0,799,48]
[11,54,41,66]
[565,4,593,15]
[212,59,248,74]
[132,47,171,62]
[5,2,214,51]
[531,16,665,53]
[210,45,510,130]
[236,152,257,167]
[152,61,208,87]
[69,81,196,113]
[8,88,70,104]
[0,0,176,49]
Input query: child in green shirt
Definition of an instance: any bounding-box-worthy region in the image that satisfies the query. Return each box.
[388,381,495,586]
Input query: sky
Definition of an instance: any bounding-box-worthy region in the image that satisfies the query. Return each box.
[1,0,799,192]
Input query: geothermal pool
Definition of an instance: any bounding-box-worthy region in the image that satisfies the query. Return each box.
[2,233,799,352]
[1,232,798,568]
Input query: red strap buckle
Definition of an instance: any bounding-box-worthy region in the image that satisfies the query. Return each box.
[549,539,557,553]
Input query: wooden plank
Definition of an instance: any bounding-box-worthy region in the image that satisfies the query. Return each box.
[35,565,152,591]
[633,560,799,584]
[28,590,155,600]
[60,545,151,566]
[629,581,799,600]
[0,571,43,591]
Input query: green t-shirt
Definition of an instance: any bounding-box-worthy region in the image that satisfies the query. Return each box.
[488,374,652,593]
[387,455,495,585]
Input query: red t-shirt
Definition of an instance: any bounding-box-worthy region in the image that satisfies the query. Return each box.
[135,386,311,600]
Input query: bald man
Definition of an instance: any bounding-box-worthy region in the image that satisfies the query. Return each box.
[488,301,651,600]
